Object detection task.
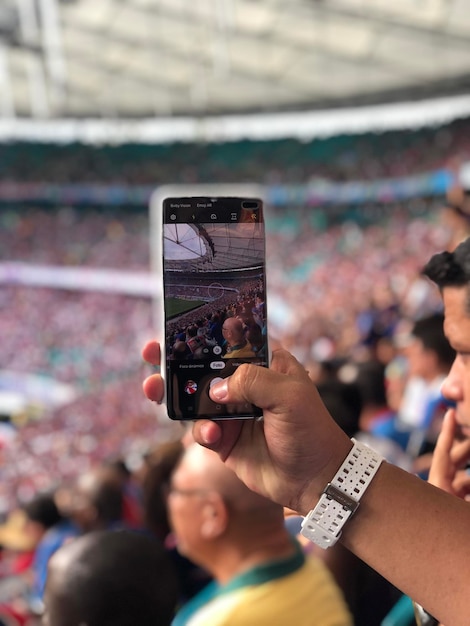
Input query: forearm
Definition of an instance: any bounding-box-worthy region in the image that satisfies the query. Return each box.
[337,462,470,626]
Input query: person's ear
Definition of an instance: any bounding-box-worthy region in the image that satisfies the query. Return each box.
[200,493,228,539]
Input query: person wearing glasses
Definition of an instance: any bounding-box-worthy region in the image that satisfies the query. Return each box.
[167,443,352,626]
[143,237,470,626]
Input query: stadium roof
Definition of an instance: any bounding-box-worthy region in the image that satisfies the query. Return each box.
[1,0,470,124]
[164,221,265,272]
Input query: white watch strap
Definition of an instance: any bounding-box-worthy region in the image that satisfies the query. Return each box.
[300,438,384,549]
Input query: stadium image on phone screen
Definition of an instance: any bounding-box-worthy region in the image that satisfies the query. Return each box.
[162,197,268,420]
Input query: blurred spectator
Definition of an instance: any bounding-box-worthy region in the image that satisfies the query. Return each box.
[142,441,184,543]
[0,493,78,624]
[43,529,179,626]
[63,465,126,534]
[102,458,143,530]
[440,182,470,251]
[0,509,36,612]
[351,359,396,432]
[20,493,78,607]
[0,509,36,558]
[373,313,455,460]
[316,378,363,439]
[142,440,211,607]
[168,443,352,626]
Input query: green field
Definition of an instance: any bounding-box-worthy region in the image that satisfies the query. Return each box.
[166,297,207,319]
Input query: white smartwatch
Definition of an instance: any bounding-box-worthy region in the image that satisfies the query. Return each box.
[300,438,384,549]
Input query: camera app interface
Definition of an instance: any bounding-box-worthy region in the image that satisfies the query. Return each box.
[163,198,267,419]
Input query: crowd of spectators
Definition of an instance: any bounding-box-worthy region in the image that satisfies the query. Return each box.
[1,116,470,186]
[0,206,149,268]
[267,199,447,362]
[0,445,186,625]
[165,278,266,360]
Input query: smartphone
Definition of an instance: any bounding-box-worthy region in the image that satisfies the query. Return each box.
[161,196,268,420]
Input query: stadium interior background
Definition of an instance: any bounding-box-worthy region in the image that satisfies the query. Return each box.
[1,0,470,520]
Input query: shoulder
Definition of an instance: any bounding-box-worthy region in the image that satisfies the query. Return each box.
[172,581,219,626]
[185,557,352,626]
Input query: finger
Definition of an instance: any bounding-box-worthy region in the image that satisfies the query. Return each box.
[267,336,283,352]
[142,373,164,403]
[429,409,458,489]
[450,439,470,468]
[434,408,457,456]
[270,348,310,378]
[192,419,245,461]
[142,340,161,366]
[193,420,223,446]
[209,353,310,410]
[452,471,470,499]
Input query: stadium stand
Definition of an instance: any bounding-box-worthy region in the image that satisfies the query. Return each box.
[1,117,470,187]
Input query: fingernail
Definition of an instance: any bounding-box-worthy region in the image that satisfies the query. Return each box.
[200,422,213,444]
[211,379,228,401]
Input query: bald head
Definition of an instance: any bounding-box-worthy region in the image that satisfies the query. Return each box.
[173,443,281,518]
[168,444,294,582]
[222,317,245,346]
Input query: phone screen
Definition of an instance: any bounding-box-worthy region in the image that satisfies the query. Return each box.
[162,196,268,420]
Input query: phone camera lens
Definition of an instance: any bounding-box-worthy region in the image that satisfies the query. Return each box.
[241,201,259,210]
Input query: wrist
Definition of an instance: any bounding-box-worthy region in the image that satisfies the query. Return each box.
[300,438,384,548]
[298,437,354,516]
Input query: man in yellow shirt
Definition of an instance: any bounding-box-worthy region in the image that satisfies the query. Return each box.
[168,443,352,626]
[221,317,256,359]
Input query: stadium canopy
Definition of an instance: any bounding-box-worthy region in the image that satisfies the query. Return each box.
[151,185,267,280]
[164,221,265,272]
[1,0,470,142]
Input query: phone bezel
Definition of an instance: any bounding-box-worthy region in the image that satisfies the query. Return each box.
[149,185,268,421]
